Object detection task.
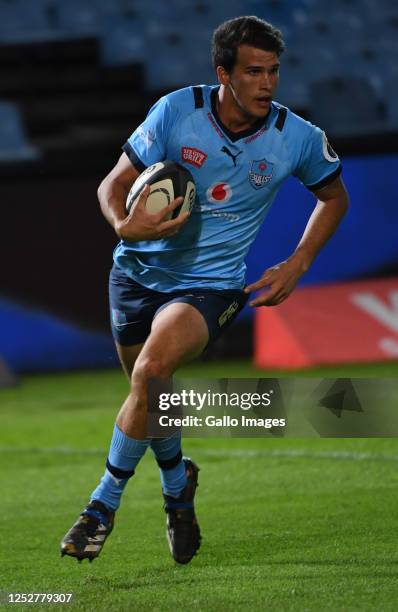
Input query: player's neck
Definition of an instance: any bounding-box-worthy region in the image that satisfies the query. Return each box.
[216,85,258,132]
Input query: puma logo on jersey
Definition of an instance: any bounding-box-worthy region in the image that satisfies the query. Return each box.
[221,146,242,166]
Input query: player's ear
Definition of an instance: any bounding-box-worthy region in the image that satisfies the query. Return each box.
[216,65,230,86]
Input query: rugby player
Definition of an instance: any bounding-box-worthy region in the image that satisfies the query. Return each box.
[61,15,349,564]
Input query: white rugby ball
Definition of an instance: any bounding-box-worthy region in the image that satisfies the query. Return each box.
[126,160,196,220]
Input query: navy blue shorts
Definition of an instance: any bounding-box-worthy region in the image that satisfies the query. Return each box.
[109,264,248,347]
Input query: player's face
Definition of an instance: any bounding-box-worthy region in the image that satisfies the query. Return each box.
[226,45,280,119]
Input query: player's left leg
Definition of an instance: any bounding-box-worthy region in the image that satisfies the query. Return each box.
[125,290,247,564]
[116,302,209,437]
[114,302,208,564]
[113,302,208,563]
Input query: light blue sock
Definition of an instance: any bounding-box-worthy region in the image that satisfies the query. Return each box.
[150,434,187,498]
[91,424,150,511]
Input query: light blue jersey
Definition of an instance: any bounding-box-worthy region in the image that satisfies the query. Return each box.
[115,85,342,291]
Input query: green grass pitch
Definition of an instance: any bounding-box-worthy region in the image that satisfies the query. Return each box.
[1,360,398,611]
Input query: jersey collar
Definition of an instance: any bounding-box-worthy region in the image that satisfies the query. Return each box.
[210,87,271,143]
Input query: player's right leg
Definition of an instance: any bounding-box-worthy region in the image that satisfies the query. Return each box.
[60,264,208,563]
[119,301,209,564]
[60,340,144,562]
[61,264,155,562]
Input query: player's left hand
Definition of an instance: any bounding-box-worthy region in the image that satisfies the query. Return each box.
[244,255,307,307]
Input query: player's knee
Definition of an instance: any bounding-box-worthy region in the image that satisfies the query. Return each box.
[132,355,172,383]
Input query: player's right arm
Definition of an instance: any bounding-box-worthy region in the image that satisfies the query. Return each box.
[97,152,188,241]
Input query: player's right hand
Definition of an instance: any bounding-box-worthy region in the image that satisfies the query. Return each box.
[115,184,190,242]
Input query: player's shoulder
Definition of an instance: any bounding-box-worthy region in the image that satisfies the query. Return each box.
[271,101,319,139]
[161,84,213,114]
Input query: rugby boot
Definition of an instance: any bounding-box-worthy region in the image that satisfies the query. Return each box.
[60,500,114,562]
[163,457,201,564]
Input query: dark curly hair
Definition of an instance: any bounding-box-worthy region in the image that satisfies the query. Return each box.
[212,16,285,72]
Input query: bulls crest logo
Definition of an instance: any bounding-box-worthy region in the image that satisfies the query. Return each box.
[322,132,339,162]
[249,159,274,189]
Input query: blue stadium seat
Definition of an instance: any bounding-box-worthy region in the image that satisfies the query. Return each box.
[0,0,53,43]
[46,0,100,37]
[144,13,225,91]
[144,17,188,89]
[100,12,146,66]
[0,101,39,162]
[145,41,192,90]
[309,77,386,137]
[292,17,339,49]
[342,45,386,96]
[170,0,247,28]
[275,48,310,108]
[243,0,295,32]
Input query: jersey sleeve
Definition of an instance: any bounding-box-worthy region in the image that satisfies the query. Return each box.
[122,96,175,171]
[294,125,342,191]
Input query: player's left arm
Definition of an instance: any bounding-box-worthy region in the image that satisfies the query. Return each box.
[245,175,349,307]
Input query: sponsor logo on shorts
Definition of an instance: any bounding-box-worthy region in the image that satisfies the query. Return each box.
[249,159,274,189]
[206,183,232,203]
[112,308,136,329]
[181,146,207,167]
[218,301,240,327]
[112,308,126,326]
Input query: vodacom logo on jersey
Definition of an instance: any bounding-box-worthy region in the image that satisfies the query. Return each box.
[206,183,232,204]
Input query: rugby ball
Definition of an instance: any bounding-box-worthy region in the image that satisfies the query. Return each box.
[126,160,196,220]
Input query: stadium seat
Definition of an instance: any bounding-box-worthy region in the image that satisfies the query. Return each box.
[136,0,183,23]
[100,12,146,66]
[0,0,52,43]
[172,0,247,27]
[275,49,310,109]
[144,19,190,90]
[243,0,295,32]
[309,77,386,137]
[291,16,333,49]
[46,0,100,37]
[146,50,191,91]
[0,101,38,162]
[346,46,387,96]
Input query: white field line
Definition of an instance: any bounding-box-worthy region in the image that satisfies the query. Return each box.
[0,446,398,463]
